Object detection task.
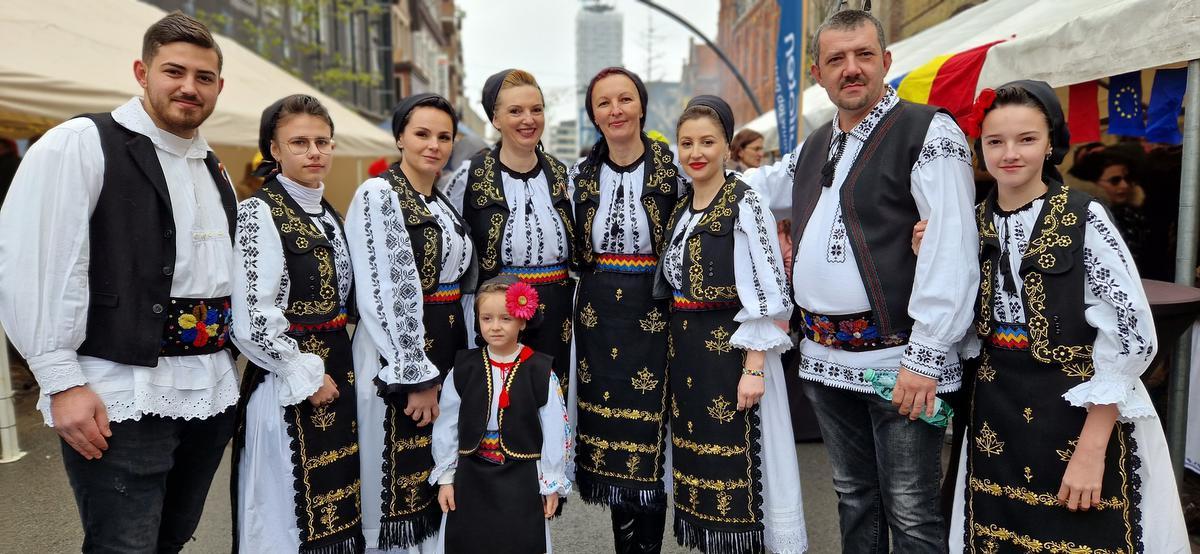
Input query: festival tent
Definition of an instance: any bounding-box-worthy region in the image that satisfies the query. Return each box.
[0,0,399,210]
[741,0,1200,150]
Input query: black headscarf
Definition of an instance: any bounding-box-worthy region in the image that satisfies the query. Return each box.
[391,92,459,141]
[482,69,516,122]
[253,98,287,177]
[685,95,735,143]
[584,67,648,133]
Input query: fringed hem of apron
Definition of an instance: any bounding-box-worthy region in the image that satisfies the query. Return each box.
[576,473,666,512]
[377,509,440,550]
[674,513,764,554]
[301,534,366,554]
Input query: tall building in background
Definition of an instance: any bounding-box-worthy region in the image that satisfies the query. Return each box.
[680,37,723,100]
[549,119,580,163]
[575,0,623,148]
[147,0,466,124]
[716,0,778,126]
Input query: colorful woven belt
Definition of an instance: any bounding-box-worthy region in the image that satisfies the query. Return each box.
[500,262,569,285]
[160,296,233,357]
[287,309,349,334]
[672,290,740,311]
[595,253,657,274]
[476,430,505,464]
[798,307,910,352]
[989,322,1031,351]
[423,283,462,304]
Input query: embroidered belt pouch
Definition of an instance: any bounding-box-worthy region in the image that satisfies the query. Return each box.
[798,307,909,352]
[160,296,232,357]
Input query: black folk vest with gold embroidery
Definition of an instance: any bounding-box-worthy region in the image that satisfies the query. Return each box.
[453,347,551,460]
[975,182,1096,367]
[462,146,575,286]
[666,177,746,303]
[573,136,679,268]
[253,177,348,327]
[381,163,470,294]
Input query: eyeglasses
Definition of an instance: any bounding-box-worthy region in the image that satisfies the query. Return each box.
[1102,175,1129,186]
[281,136,335,155]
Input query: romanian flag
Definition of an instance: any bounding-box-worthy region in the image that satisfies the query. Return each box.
[887,40,1005,123]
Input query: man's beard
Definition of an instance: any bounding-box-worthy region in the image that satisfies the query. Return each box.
[148,93,213,134]
[833,77,875,112]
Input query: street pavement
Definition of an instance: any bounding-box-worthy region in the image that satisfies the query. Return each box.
[0,366,835,553]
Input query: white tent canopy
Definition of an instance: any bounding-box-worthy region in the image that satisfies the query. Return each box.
[0,0,396,158]
[743,0,1200,148]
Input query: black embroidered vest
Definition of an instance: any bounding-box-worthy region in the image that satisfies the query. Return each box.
[461,146,575,287]
[453,347,552,460]
[381,163,477,294]
[572,136,679,268]
[975,182,1097,366]
[252,177,352,326]
[791,100,946,335]
[77,113,237,367]
[661,177,746,303]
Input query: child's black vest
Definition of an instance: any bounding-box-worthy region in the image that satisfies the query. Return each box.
[453,347,552,460]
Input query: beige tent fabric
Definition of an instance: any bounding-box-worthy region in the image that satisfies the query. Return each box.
[0,0,401,208]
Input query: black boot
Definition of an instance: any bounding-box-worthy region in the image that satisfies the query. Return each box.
[632,508,667,554]
[611,507,638,554]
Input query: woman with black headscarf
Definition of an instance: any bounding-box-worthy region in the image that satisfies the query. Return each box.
[345,93,475,552]
[442,69,576,391]
[659,95,807,553]
[939,80,1188,551]
[231,94,364,553]
[569,66,680,553]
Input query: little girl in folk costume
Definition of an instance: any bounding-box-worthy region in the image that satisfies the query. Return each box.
[429,276,572,553]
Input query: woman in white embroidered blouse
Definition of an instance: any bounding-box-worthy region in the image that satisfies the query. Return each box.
[231,95,364,553]
[345,93,474,553]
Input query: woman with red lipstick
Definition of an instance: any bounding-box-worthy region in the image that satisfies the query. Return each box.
[569,66,680,553]
[659,95,807,553]
[345,93,475,552]
[443,69,575,392]
[924,81,1188,551]
[232,94,365,553]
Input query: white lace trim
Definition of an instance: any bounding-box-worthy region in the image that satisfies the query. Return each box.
[729,318,794,354]
[429,459,457,486]
[38,370,240,426]
[272,352,326,407]
[1063,377,1158,421]
[29,362,88,396]
[764,508,809,554]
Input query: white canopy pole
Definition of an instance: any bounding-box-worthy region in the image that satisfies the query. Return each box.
[0,324,26,463]
[1168,59,1200,484]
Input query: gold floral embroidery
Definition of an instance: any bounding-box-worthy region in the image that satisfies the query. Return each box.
[448,314,456,327]
[286,248,338,316]
[1056,439,1078,462]
[424,338,434,352]
[561,319,572,343]
[971,476,1129,510]
[1023,467,1033,483]
[469,153,502,208]
[311,479,361,508]
[346,371,354,386]
[611,347,619,360]
[391,434,433,453]
[639,307,667,333]
[975,422,1005,457]
[577,400,662,422]
[705,326,733,354]
[671,395,680,418]
[715,491,733,516]
[577,433,659,453]
[626,454,641,476]
[577,358,592,384]
[300,335,330,360]
[687,421,694,434]
[311,406,336,430]
[687,237,738,301]
[686,376,693,389]
[615,288,624,301]
[319,504,340,531]
[579,303,598,328]
[973,522,1122,553]
[264,188,325,243]
[590,448,605,469]
[1062,362,1095,380]
[303,444,359,470]
[1024,272,1093,364]
[672,435,747,456]
[420,227,439,291]
[977,351,996,383]
[481,212,504,272]
[707,395,736,424]
[976,258,994,337]
[1022,408,1033,423]
[632,367,659,394]
[673,469,750,491]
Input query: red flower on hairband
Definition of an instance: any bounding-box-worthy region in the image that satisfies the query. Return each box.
[506,282,539,320]
[961,88,997,139]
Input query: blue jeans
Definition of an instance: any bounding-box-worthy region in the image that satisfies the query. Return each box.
[802,381,946,554]
[60,407,235,554]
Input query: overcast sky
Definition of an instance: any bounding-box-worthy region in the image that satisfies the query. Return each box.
[457,0,719,124]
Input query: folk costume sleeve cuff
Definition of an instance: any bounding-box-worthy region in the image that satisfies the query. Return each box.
[28,349,88,396]
[729,318,793,354]
[900,335,951,381]
[538,372,572,496]
[272,352,327,407]
[1063,376,1158,421]
[429,369,461,486]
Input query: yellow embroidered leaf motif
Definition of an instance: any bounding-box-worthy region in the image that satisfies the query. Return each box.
[705,326,733,354]
[639,307,667,333]
[311,406,336,430]
[1057,439,1078,462]
[301,335,330,360]
[707,395,736,424]
[590,448,605,469]
[975,422,1005,457]
[578,358,592,384]
[632,367,659,394]
[1061,362,1094,380]
[626,454,641,476]
[579,303,599,328]
[1022,408,1033,424]
[716,491,732,516]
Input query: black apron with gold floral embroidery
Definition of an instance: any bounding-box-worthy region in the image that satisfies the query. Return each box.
[236,178,364,554]
[572,137,678,510]
[964,183,1142,553]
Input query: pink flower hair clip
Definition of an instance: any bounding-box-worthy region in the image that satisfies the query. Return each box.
[505,281,539,320]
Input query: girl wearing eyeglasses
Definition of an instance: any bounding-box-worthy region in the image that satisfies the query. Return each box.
[231,94,365,553]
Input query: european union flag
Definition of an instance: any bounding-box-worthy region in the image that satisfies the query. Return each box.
[1107,72,1144,137]
[1147,68,1187,145]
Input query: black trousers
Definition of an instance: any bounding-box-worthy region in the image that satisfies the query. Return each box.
[61,406,236,554]
[610,505,667,554]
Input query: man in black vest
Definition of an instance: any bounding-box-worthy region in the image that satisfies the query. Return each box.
[0,13,238,553]
[747,9,978,553]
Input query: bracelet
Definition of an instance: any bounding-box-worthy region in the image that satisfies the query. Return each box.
[742,367,764,378]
